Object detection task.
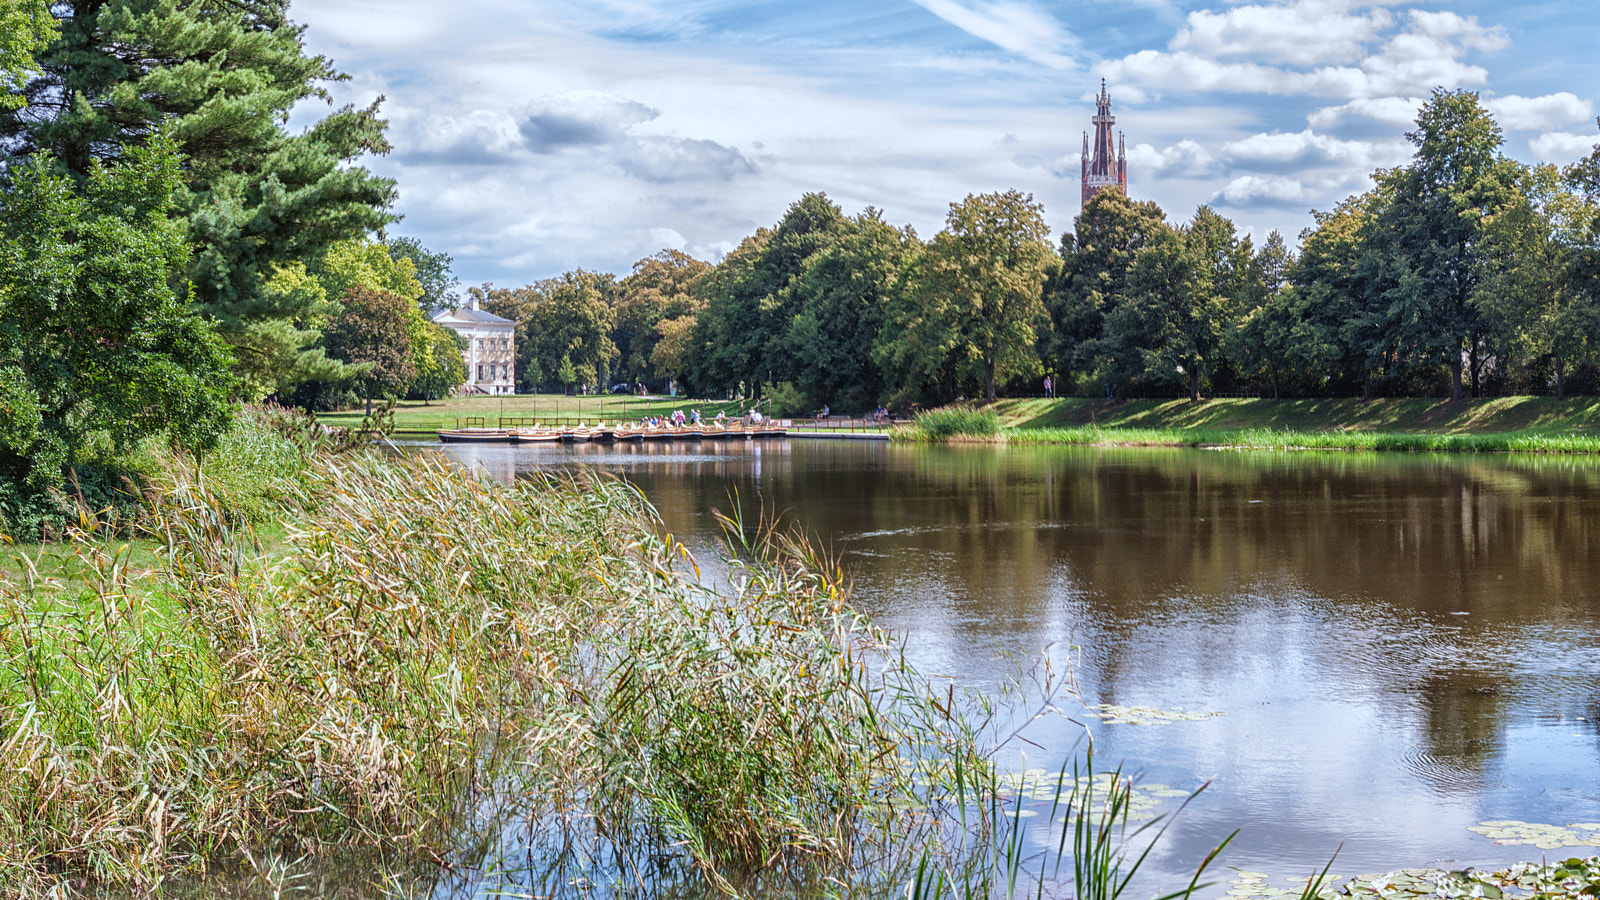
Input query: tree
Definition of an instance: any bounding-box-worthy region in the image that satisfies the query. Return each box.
[880,191,1053,402]
[0,134,233,520]
[487,272,617,393]
[0,0,53,107]
[614,249,708,389]
[1047,189,1170,393]
[408,323,468,403]
[386,236,460,309]
[1,0,397,393]
[1378,89,1518,400]
[1103,219,1203,401]
[323,285,416,414]
[691,194,852,396]
[1477,162,1600,399]
[785,209,915,411]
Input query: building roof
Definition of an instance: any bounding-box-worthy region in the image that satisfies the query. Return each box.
[431,305,515,325]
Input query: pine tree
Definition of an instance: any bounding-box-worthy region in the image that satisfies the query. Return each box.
[0,0,396,394]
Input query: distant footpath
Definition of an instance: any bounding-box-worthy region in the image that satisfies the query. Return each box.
[942,396,1600,453]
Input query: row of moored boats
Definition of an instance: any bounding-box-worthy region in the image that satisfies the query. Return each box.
[437,422,788,444]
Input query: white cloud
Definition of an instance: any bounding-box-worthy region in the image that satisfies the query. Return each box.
[1223,130,1385,167]
[1100,5,1501,101]
[1484,93,1594,132]
[1171,1,1394,67]
[1308,96,1422,129]
[649,227,687,251]
[905,0,1077,69]
[1405,10,1507,52]
[1211,174,1320,207]
[1130,139,1222,179]
[1530,132,1599,164]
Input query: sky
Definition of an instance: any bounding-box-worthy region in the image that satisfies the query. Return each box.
[288,0,1600,288]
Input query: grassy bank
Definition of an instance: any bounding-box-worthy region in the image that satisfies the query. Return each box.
[900,397,1600,451]
[995,396,1600,434]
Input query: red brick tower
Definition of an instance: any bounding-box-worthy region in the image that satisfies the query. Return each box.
[1081,80,1128,207]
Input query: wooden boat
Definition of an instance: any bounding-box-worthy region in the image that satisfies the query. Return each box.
[508,428,561,443]
[437,428,513,443]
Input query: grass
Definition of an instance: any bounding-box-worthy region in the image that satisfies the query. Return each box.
[900,407,1005,441]
[989,396,1600,436]
[317,392,768,436]
[888,397,1600,453]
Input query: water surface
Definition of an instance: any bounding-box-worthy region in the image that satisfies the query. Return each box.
[440,439,1600,885]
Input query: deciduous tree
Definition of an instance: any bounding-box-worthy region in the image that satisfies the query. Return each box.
[880,190,1053,402]
[0,134,233,518]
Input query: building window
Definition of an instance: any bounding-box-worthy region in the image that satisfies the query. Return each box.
[501,337,508,349]
[477,364,483,381]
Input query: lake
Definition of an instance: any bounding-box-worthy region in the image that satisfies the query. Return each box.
[436,438,1600,890]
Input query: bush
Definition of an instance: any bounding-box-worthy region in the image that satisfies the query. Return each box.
[910,405,1003,440]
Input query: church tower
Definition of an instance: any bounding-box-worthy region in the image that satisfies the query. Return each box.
[1081,80,1128,207]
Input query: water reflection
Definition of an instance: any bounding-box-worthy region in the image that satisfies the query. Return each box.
[434,440,1600,884]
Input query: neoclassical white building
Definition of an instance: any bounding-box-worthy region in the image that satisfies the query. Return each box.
[430,297,516,395]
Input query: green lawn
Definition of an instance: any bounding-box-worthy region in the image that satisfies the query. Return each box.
[987,396,1600,436]
[318,393,765,435]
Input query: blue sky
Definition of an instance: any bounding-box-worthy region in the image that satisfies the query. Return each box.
[290,0,1600,288]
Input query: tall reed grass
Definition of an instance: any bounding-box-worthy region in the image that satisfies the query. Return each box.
[902,407,1005,441]
[0,416,997,896]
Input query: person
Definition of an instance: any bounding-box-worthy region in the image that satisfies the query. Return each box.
[749,408,763,423]
[691,409,701,424]
[715,410,726,422]
[1043,375,1053,398]
[821,404,830,419]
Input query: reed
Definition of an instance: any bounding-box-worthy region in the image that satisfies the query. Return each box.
[0,414,994,895]
[902,407,1005,441]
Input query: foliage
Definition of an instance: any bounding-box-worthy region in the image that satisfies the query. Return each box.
[482,271,617,392]
[787,208,914,411]
[1477,163,1600,399]
[0,0,397,397]
[880,190,1053,404]
[0,134,234,537]
[1377,89,1519,399]
[407,323,468,403]
[0,0,53,107]
[614,249,708,389]
[385,235,459,309]
[321,285,416,410]
[1049,189,1171,393]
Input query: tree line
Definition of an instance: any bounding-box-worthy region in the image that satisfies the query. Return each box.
[474,90,1600,414]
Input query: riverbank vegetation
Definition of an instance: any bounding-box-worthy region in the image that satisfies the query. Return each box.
[0,408,990,895]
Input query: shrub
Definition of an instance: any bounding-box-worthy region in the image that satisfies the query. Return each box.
[911,406,1003,440]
